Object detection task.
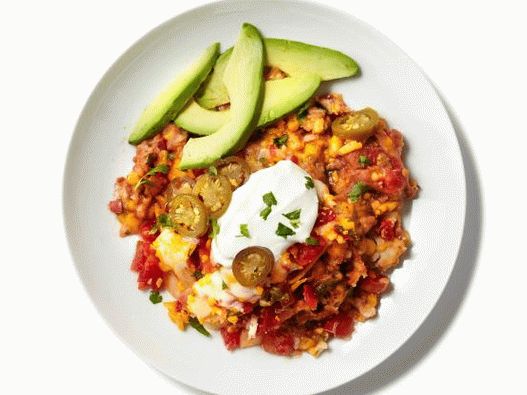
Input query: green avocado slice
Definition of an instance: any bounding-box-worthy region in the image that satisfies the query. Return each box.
[175,73,320,135]
[195,38,359,109]
[178,23,264,169]
[128,42,220,145]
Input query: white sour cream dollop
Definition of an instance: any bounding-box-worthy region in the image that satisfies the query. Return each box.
[212,160,319,267]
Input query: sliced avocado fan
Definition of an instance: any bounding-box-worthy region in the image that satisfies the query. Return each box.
[128,42,220,145]
[195,38,359,110]
[178,23,264,169]
[175,73,320,135]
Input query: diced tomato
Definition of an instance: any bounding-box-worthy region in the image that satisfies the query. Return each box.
[139,220,158,243]
[131,240,147,272]
[296,241,325,267]
[131,240,164,290]
[360,275,390,294]
[316,207,336,226]
[108,199,123,214]
[323,312,355,338]
[143,173,168,196]
[192,168,206,177]
[378,218,396,241]
[188,235,216,273]
[360,147,382,167]
[290,155,299,164]
[257,307,280,335]
[261,330,295,356]
[220,327,241,351]
[302,284,318,310]
[242,302,254,314]
[383,169,405,195]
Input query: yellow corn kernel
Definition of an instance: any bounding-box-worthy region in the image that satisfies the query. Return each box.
[370,171,383,182]
[312,118,325,134]
[158,150,169,164]
[328,135,343,157]
[324,229,338,241]
[162,126,175,141]
[125,199,137,211]
[338,217,355,231]
[288,133,302,150]
[299,337,316,350]
[304,142,318,156]
[177,281,186,291]
[287,117,299,132]
[227,316,239,324]
[255,286,264,296]
[337,140,362,155]
[207,297,216,306]
[164,302,189,331]
[127,171,140,186]
[371,200,398,216]
[118,213,140,232]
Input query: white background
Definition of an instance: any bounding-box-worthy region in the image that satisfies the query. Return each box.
[1,0,525,394]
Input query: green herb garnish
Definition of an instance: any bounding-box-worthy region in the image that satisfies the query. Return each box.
[148,213,173,234]
[283,209,301,228]
[135,164,170,189]
[194,270,203,280]
[348,182,369,202]
[276,222,296,239]
[222,281,228,290]
[273,134,288,148]
[208,165,218,176]
[260,206,272,220]
[358,155,371,167]
[209,218,220,238]
[305,237,319,246]
[305,176,314,190]
[297,101,311,119]
[237,224,250,238]
[149,291,162,304]
[188,317,211,337]
[263,192,277,206]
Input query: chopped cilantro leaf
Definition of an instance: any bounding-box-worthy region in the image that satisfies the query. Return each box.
[283,209,301,221]
[358,155,371,167]
[135,164,169,189]
[263,192,277,206]
[260,206,272,220]
[208,165,218,176]
[209,218,220,238]
[305,176,314,189]
[297,101,311,119]
[222,281,228,290]
[276,222,296,239]
[348,182,369,202]
[237,224,250,238]
[283,209,301,228]
[188,317,211,337]
[273,134,289,148]
[149,291,162,304]
[194,270,203,280]
[145,164,169,177]
[305,237,319,245]
[148,213,172,234]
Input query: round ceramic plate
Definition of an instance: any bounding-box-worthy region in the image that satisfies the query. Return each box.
[63,1,466,394]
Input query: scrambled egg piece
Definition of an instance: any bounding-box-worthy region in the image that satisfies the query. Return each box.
[152,228,198,273]
[187,268,261,324]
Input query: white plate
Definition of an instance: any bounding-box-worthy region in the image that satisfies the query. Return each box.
[63,1,466,394]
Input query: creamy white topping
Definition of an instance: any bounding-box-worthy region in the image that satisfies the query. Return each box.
[212,160,318,267]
